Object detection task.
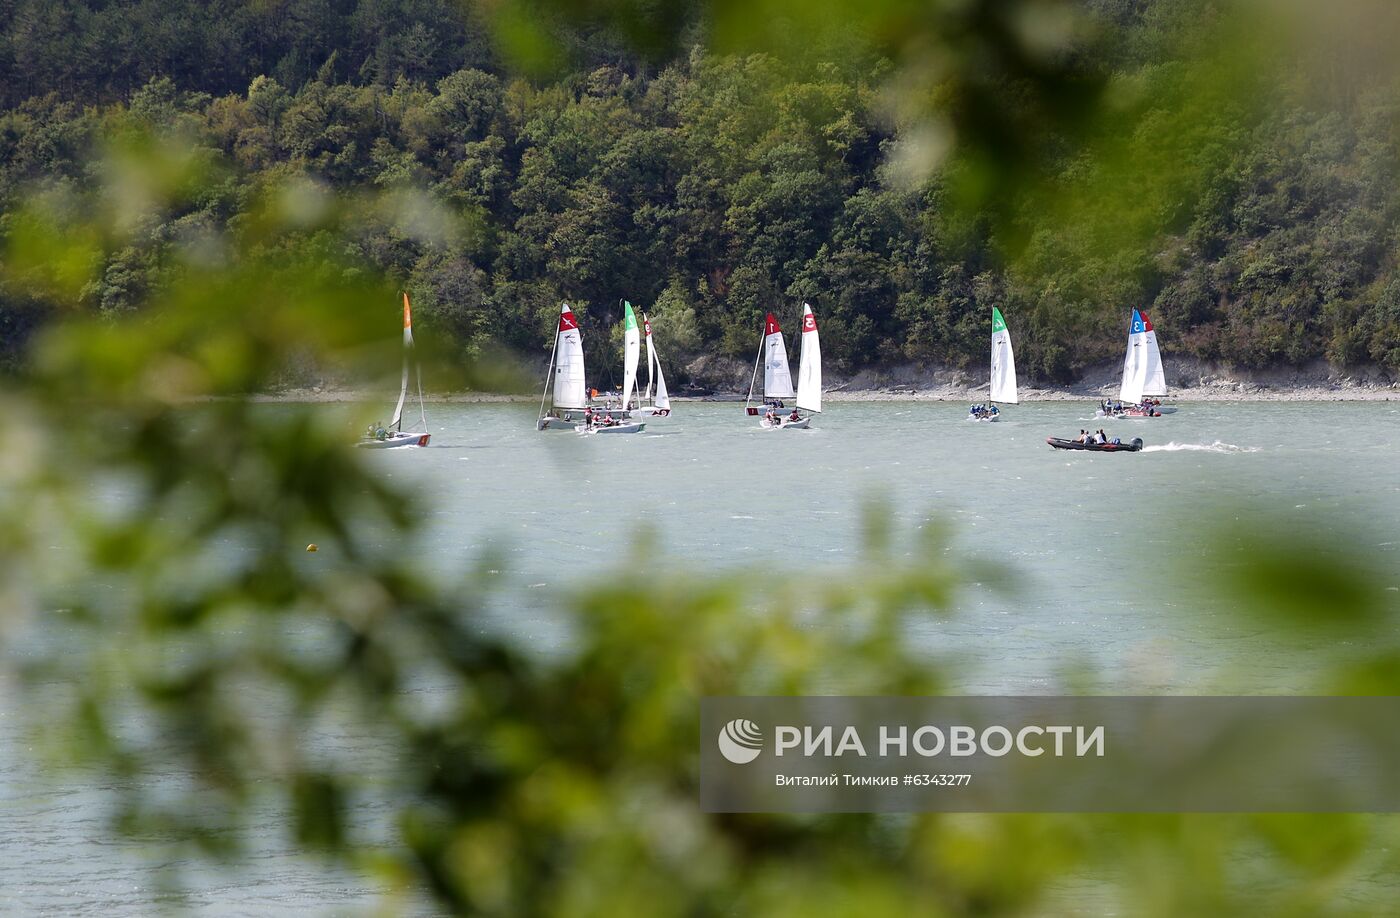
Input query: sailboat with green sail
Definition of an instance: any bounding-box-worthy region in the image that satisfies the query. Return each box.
[969,306,1017,421]
[578,301,645,434]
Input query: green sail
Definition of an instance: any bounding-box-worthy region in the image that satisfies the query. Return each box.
[992,307,1007,333]
[624,301,637,330]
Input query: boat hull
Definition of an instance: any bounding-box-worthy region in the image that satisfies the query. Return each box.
[1047,436,1143,452]
[538,414,586,430]
[357,432,430,448]
[631,406,671,418]
[1096,405,1165,418]
[576,422,646,434]
[759,416,811,429]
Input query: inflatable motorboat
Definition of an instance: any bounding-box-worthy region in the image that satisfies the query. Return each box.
[1047,436,1143,452]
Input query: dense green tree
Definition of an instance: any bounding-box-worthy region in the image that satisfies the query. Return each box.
[4,0,1400,380]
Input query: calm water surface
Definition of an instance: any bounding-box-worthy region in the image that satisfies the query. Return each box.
[4,400,1399,913]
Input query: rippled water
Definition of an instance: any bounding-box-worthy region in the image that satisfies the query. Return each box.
[4,399,1399,913]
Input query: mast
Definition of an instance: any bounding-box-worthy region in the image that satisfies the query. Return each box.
[538,305,562,423]
[745,326,764,411]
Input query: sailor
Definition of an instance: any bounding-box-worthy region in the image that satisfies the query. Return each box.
[789,409,800,422]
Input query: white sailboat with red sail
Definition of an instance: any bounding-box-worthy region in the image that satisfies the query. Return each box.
[1098,309,1171,417]
[538,304,590,430]
[745,305,821,429]
[631,312,672,418]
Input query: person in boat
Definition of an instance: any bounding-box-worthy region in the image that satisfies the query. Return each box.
[1074,429,1087,444]
[788,408,800,422]
[1096,429,1108,444]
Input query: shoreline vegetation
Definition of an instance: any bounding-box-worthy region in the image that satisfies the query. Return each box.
[260,369,1400,403]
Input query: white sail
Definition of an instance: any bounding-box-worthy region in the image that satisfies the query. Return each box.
[1140,311,1167,397]
[641,312,672,411]
[390,292,415,430]
[553,304,587,409]
[654,349,671,410]
[989,306,1018,405]
[643,314,656,403]
[621,301,641,409]
[762,313,795,399]
[795,304,821,413]
[1118,309,1147,404]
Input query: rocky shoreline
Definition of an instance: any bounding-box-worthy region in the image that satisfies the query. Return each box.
[258,356,1397,403]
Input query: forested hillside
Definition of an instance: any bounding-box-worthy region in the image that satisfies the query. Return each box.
[2,0,1399,385]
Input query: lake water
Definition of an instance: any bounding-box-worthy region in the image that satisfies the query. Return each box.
[4,399,1399,913]
[391,399,1400,690]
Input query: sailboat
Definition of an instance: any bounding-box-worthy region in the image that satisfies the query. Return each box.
[358,292,430,448]
[745,305,820,429]
[970,306,1018,421]
[1099,309,1169,417]
[631,312,672,418]
[537,304,590,430]
[576,301,645,434]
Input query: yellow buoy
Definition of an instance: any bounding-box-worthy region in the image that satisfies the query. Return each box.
[306,543,319,552]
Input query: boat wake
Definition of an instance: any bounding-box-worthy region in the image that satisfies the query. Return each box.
[1141,441,1258,454]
